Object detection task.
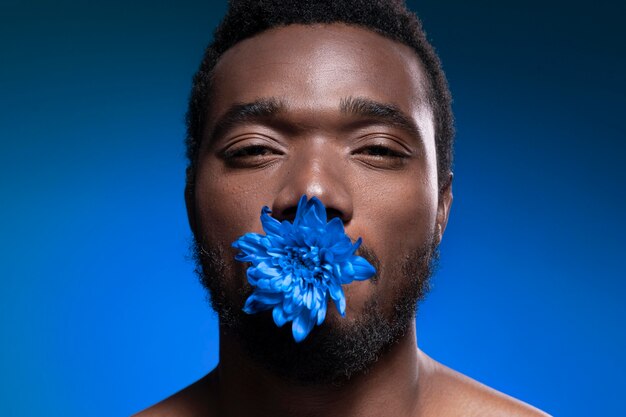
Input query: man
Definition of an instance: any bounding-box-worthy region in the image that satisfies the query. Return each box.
[137,0,549,415]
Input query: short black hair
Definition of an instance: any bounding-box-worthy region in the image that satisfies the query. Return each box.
[185,0,454,191]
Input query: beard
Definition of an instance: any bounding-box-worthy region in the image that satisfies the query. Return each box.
[192,231,439,386]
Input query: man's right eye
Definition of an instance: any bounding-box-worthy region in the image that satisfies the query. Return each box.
[221,144,284,168]
[223,145,273,158]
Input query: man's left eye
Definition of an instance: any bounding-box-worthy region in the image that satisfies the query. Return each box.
[359,145,406,158]
[351,143,411,169]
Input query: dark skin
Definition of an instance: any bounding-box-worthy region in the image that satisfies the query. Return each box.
[135,24,549,417]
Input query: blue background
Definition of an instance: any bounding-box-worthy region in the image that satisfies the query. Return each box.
[1,1,624,416]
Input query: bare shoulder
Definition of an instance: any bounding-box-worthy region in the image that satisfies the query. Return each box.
[131,372,216,417]
[417,350,551,417]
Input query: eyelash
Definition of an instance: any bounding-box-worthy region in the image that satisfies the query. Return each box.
[225,145,405,157]
[221,144,284,169]
[221,143,410,170]
[357,145,407,158]
[223,145,277,159]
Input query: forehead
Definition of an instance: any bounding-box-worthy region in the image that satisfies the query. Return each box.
[209,23,433,126]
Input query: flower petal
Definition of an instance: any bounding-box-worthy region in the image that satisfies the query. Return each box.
[272,305,288,327]
[330,289,346,316]
[232,233,266,253]
[292,310,315,342]
[243,293,275,314]
[325,216,344,236]
[281,273,293,290]
[260,206,282,235]
[351,256,377,280]
[308,196,328,224]
[302,208,324,230]
[293,195,309,228]
[304,287,313,309]
[316,298,327,325]
[341,261,355,279]
[329,281,344,301]
[329,240,355,257]
[283,295,300,315]
[253,290,283,305]
[279,220,294,236]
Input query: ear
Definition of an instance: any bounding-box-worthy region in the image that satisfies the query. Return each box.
[185,167,197,235]
[435,172,453,245]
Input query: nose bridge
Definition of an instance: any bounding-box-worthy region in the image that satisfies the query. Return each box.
[272,137,353,222]
[295,143,335,197]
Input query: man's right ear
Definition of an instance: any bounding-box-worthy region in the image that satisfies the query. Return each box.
[185,167,197,235]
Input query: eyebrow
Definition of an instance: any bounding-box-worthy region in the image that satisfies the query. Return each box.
[339,96,423,141]
[206,96,422,144]
[207,97,286,144]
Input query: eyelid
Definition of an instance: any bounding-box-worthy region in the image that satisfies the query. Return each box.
[218,134,286,157]
[352,133,414,155]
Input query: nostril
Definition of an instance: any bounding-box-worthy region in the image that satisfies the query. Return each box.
[274,206,298,223]
[326,208,344,222]
[272,206,345,224]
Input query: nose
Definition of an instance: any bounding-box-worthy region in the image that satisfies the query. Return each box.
[270,147,353,224]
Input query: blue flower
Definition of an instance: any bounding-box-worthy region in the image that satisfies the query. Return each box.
[232,195,376,342]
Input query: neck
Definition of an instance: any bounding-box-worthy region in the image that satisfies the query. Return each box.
[213,322,421,417]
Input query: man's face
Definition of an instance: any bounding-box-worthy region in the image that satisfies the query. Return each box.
[188,23,452,382]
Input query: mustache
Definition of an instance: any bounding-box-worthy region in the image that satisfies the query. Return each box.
[195,235,383,285]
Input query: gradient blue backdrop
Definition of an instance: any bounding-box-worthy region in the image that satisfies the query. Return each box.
[1,1,624,416]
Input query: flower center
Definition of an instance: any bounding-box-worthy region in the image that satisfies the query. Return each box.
[283,246,326,286]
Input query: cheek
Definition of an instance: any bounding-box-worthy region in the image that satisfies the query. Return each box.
[369,180,437,283]
[341,171,438,316]
[357,171,438,257]
[193,161,269,247]
[389,181,438,246]
[385,133,439,252]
